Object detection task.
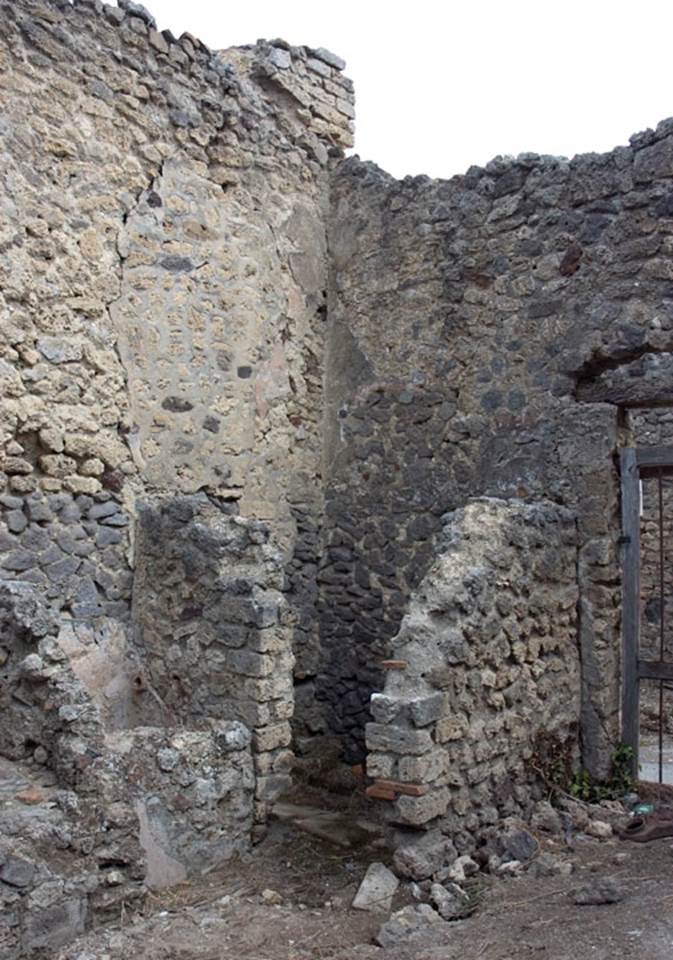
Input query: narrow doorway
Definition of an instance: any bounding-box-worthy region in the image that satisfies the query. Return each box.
[621,446,673,783]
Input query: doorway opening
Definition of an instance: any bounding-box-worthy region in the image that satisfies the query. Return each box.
[620,446,673,784]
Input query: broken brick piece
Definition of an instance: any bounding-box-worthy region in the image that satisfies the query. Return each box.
[15,788,44,805]
[380,659,408,670]
[366,784,396,801]
[373,779,429,797]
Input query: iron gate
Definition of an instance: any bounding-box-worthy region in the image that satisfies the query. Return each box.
[621,446,673,781]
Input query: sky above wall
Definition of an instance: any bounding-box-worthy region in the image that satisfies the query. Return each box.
[142,0,673,181]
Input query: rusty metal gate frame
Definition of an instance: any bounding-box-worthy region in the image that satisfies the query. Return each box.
[621,446,673,780]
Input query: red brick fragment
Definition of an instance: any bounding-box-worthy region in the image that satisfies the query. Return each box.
[373,779,429,797]
[15,788,44,805]
[366,784,396,800]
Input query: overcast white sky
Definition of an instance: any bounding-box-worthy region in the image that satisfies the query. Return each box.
[142,0,673,180]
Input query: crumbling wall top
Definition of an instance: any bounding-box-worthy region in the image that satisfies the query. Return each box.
[2,0,354,149]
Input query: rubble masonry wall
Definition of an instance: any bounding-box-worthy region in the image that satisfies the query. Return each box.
[323,131,673,770]
[365,498,580,838]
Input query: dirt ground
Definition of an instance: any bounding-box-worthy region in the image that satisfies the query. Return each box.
[54,815,673,960]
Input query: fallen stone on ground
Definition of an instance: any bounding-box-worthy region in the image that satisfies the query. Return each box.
[448,855,480,884]
[496,860,522,878]
[573,877,624,905]
[430,881,470,919]
[528,851,573,878]
[587,800,630,831]
[392,829,457,880]
[352,862,399,913]
[498,824,539,863]
[586,820,613,840]
[530,800,563,834]
[375,903,447,948]
[557,797,591,832]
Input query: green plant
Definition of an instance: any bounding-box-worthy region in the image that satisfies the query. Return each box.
[569,769,592,801]
[569,744,634,803]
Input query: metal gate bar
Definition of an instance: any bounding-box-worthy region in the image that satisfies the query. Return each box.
[658,468,665,784]
[620,447,673,780]
[620,447,640,775]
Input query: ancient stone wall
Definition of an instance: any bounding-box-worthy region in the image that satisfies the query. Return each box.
[0,565,261,958]
[0,0,355,746]
[12,0,673,952]
[0,581,106,770]
[0,718,254,959]
[132,495,295,819]
[6,0,673,873]
[364,499,580,839]
[324,130,673,770]
[0,6,356,945]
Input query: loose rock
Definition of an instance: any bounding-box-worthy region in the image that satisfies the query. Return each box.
[352,862,399,913]
[375,904,447,948]
[530,800,563,834]
[393,829,456,880]
[586,820,613,840]
[430,881,469,920]
[573,878,624,905]
[261,888,283,905]
[499,826,539,863]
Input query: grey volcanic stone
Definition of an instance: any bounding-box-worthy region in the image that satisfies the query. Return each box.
[530,800,563,834]
[409,693,444,727]
[0,856,36,888]
[312,47,346,70]
[352,862,399,913]
[267,47,291,70]
[161,396,194,412]
[375,904,446,948]
[22,897,87,951]
[96,527,123,548]
[88,501,119,520]
[118,0,156,28]
[393,830,457,881]
[430,881,469,920]
[365,723,432,756]
[6,510,27,534]
[3,549,37,572]
[37,337,83,363]
[26,500,54,523]
[59,503,81,524]
[160,256,194,273]
[45,556,81,583]
[156,748,180,772]
[100,513,128,527]
[500,827,539,863]
[573,878,624,905]
[217,722,252,752]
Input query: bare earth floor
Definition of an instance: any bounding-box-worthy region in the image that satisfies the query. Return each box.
[54,821,673,960]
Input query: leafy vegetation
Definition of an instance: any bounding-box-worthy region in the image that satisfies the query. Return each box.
[568,743,634,802]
